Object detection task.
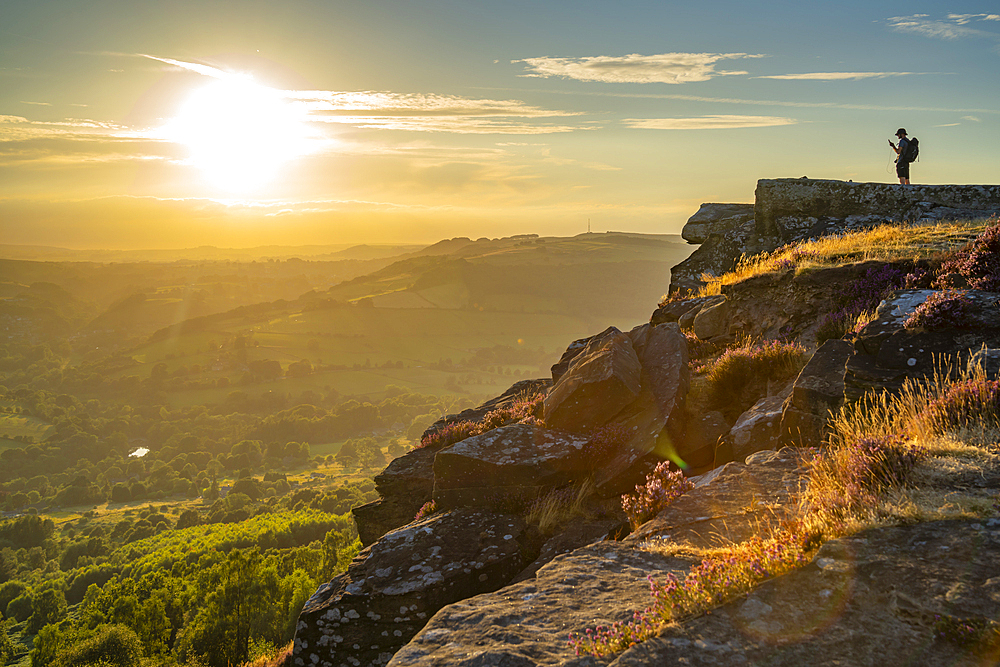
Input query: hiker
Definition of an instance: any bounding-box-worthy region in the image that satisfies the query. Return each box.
[889,128,913,185]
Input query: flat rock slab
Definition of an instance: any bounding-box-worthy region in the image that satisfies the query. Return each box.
[626,448,807,548]
[387,541,695,667]
[355,446,439,546]
[433,425,591,509]
[294,509,542,667]
[609,519,1000,667]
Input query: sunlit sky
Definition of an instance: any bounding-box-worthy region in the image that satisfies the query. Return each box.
[2,1,999,248]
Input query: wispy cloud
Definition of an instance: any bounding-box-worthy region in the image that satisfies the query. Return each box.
[20,101,52,106]
[513,53,765,84]
[622,115,796,130]
[755,72,912,81]
[962,115,981,122]
[297,91,584,134]
[948,13,1000,25]
[502,87,1000,114]
[888,14,1000,40]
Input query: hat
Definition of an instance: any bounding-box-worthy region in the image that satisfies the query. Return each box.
[896,128,907,137]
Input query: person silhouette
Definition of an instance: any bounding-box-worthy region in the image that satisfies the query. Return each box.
[889,128,912,185]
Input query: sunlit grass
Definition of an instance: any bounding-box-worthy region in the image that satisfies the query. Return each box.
[695,220,986,297]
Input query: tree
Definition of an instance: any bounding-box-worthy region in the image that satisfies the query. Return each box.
[29,622,61,667]
[55,624,142,667]
[176,549,281,666]
[27,588,66,633]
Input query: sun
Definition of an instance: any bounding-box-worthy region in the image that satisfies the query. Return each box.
[161,77,314,194]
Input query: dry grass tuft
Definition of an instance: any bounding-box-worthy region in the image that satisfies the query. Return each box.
[525,479,594,534]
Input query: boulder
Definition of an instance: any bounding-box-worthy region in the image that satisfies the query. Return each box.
[779,338,853,447]
[543,330,641,432]
[386,541,693,667]
[293,509,542,667]
[431,425,591,510]
[680,410,730,468]
[593,323,690,495]
[386,449,805,667]
[726,396,786,463]
[627,447,806,546]
[649,295,711,326]
[548,327,619,384]
[693,297,730,341]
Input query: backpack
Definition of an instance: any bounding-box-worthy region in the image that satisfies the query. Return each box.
[903,137,919,163]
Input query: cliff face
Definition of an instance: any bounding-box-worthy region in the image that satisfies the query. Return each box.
[293,179,1000,667]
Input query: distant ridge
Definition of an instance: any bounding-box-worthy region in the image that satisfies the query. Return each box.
[0,243,424,263]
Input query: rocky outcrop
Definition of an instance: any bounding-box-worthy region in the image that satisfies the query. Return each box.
[354,380,551,546]
[353,447,437,547]
[294,509,543,667]
[386,449,807,667]
[302,184,1000,667]
[670,214,776,296]
[670,179,1000,295]
[680,203,755,244]
[845,289,1000,401]
[755,178,1000,239]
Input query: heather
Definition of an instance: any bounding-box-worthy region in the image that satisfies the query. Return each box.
[816,263,909,343]
[621,462,695,529]
[934,217,1000,290]
[418,392,545,449]
[903,289,975,330]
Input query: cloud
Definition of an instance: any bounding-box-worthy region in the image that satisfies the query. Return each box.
[289,90,585,134]
[520,87,1000,114]
[888,14,1000,40]
[513,53,765,84]
[125,56,587,135]
[755,72,912,81]
[622,115,796,130]
[962,115,981,122]
[948,13,1000,25]
[19,101,52,106]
